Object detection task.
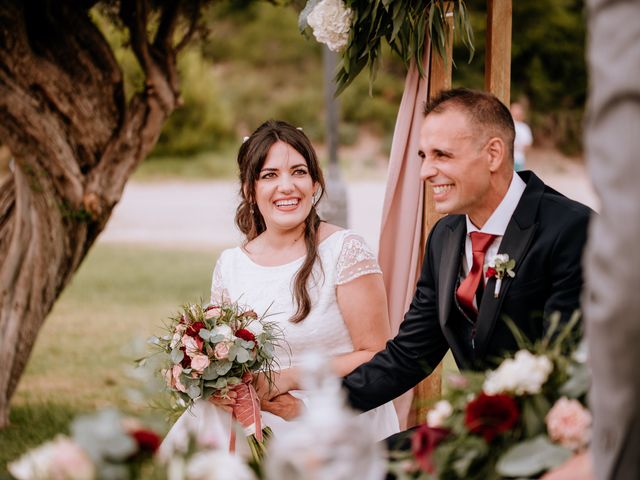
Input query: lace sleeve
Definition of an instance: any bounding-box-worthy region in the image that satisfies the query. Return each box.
[210,257,230,305]
[336,233,382,285]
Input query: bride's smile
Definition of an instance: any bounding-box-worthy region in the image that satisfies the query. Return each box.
[255,140,318,232]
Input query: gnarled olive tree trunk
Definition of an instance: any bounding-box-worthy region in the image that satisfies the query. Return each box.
[0,0,198,428]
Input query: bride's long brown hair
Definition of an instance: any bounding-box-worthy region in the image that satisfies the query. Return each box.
[235,120,326,323]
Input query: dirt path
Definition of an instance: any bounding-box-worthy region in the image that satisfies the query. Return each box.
[99,149,597,251]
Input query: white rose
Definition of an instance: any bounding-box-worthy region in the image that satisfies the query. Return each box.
[426,400,453,427]
[185,450,257,480]
[211,324,234,341]
[307,0,354,52]
[245,321,264,337]
[483,350,553,395]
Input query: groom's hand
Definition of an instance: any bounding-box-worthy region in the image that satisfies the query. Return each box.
[261,393,303,421]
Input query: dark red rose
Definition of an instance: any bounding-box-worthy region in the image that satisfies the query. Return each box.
[464,393,519,442]
[186,321,205,337]
[235,328,256,343]
[485,267,497,278]
[412,425,450,473]
[180,347,191,368]
[130,429,162,454]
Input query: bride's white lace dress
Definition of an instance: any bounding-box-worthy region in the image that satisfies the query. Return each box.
[160,230,399,455]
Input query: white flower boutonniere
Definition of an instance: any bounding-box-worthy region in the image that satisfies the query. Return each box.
[485,254,516,298]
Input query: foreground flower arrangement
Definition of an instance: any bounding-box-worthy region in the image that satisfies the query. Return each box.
[392,313,590,479]
[148,302,283,461]
[8,409,161,480]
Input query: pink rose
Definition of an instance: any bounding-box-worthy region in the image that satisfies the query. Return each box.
[205,305,221,319]
[214,342,231,360]
[445,373,469,390]
[182,334,202,358]
[171,364,187,393]
[190,354,211,374]
[546,397,592,451]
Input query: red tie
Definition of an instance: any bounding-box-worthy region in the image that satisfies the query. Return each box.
[456,232,496,315]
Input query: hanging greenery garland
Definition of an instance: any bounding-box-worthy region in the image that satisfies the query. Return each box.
[298,0,475,95]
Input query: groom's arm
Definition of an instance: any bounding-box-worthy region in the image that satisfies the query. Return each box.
[342,233,449,413]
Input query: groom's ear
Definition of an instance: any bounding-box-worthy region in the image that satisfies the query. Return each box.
[487,137,506,173]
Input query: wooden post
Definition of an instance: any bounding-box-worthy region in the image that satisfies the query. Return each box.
[407,4,454,428]
[485,0,512,105]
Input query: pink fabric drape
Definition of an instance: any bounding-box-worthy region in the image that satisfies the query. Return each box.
[378,45,431,429]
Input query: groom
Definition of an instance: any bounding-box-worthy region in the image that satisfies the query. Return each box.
[342,88,592,413]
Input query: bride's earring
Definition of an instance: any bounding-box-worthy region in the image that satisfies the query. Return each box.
[249,203,255,215]
[312,191,318,206]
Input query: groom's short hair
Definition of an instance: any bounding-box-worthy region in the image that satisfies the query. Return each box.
[424,88,516,161]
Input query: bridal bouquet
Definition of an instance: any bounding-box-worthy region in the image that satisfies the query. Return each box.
[390,313,590,479]
[149,302,283,461]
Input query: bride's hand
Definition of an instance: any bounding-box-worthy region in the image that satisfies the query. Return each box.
[208,390,237,413]
[261,393,304,421]
[254,369,298,401]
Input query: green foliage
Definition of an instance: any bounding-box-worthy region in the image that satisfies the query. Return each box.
[309,1,474,95]
[92,0,587,165]
[153,48,235,156]
[0,402,77,471]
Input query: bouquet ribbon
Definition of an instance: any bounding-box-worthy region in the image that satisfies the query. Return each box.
[229,374,263,453]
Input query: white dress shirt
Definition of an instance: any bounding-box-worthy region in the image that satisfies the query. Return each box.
[462,174,527,306]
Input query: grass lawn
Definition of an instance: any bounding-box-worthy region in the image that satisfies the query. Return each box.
[0,243,221,469]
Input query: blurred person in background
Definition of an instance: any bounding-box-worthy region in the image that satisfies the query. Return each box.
[511,101,533,172]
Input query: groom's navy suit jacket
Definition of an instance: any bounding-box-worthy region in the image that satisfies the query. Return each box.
[344,171,592,412]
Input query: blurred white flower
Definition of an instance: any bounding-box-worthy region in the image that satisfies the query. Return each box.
[483,350,553,395]
[8,435,95,480]
[185,450,257,480]
[307,0,353,52]
[426,400,453,427]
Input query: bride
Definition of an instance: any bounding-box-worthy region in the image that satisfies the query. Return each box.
[160,120,399,456]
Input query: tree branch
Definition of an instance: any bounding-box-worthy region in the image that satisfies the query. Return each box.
[153,0,180,52]
[176,1,203,52]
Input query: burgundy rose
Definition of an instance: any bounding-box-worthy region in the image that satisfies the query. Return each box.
[412,425,450,473]
[235,328,256,343]
[485,267,497,278]
[130,429,162,454]
[464,393,519,442]
[186,321,205,337]
[180,346,191,368]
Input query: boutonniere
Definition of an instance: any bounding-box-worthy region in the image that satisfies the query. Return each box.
[485,254,516,298]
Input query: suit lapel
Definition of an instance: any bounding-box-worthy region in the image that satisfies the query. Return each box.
[474,172,545,357]
[438,217,466,328]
